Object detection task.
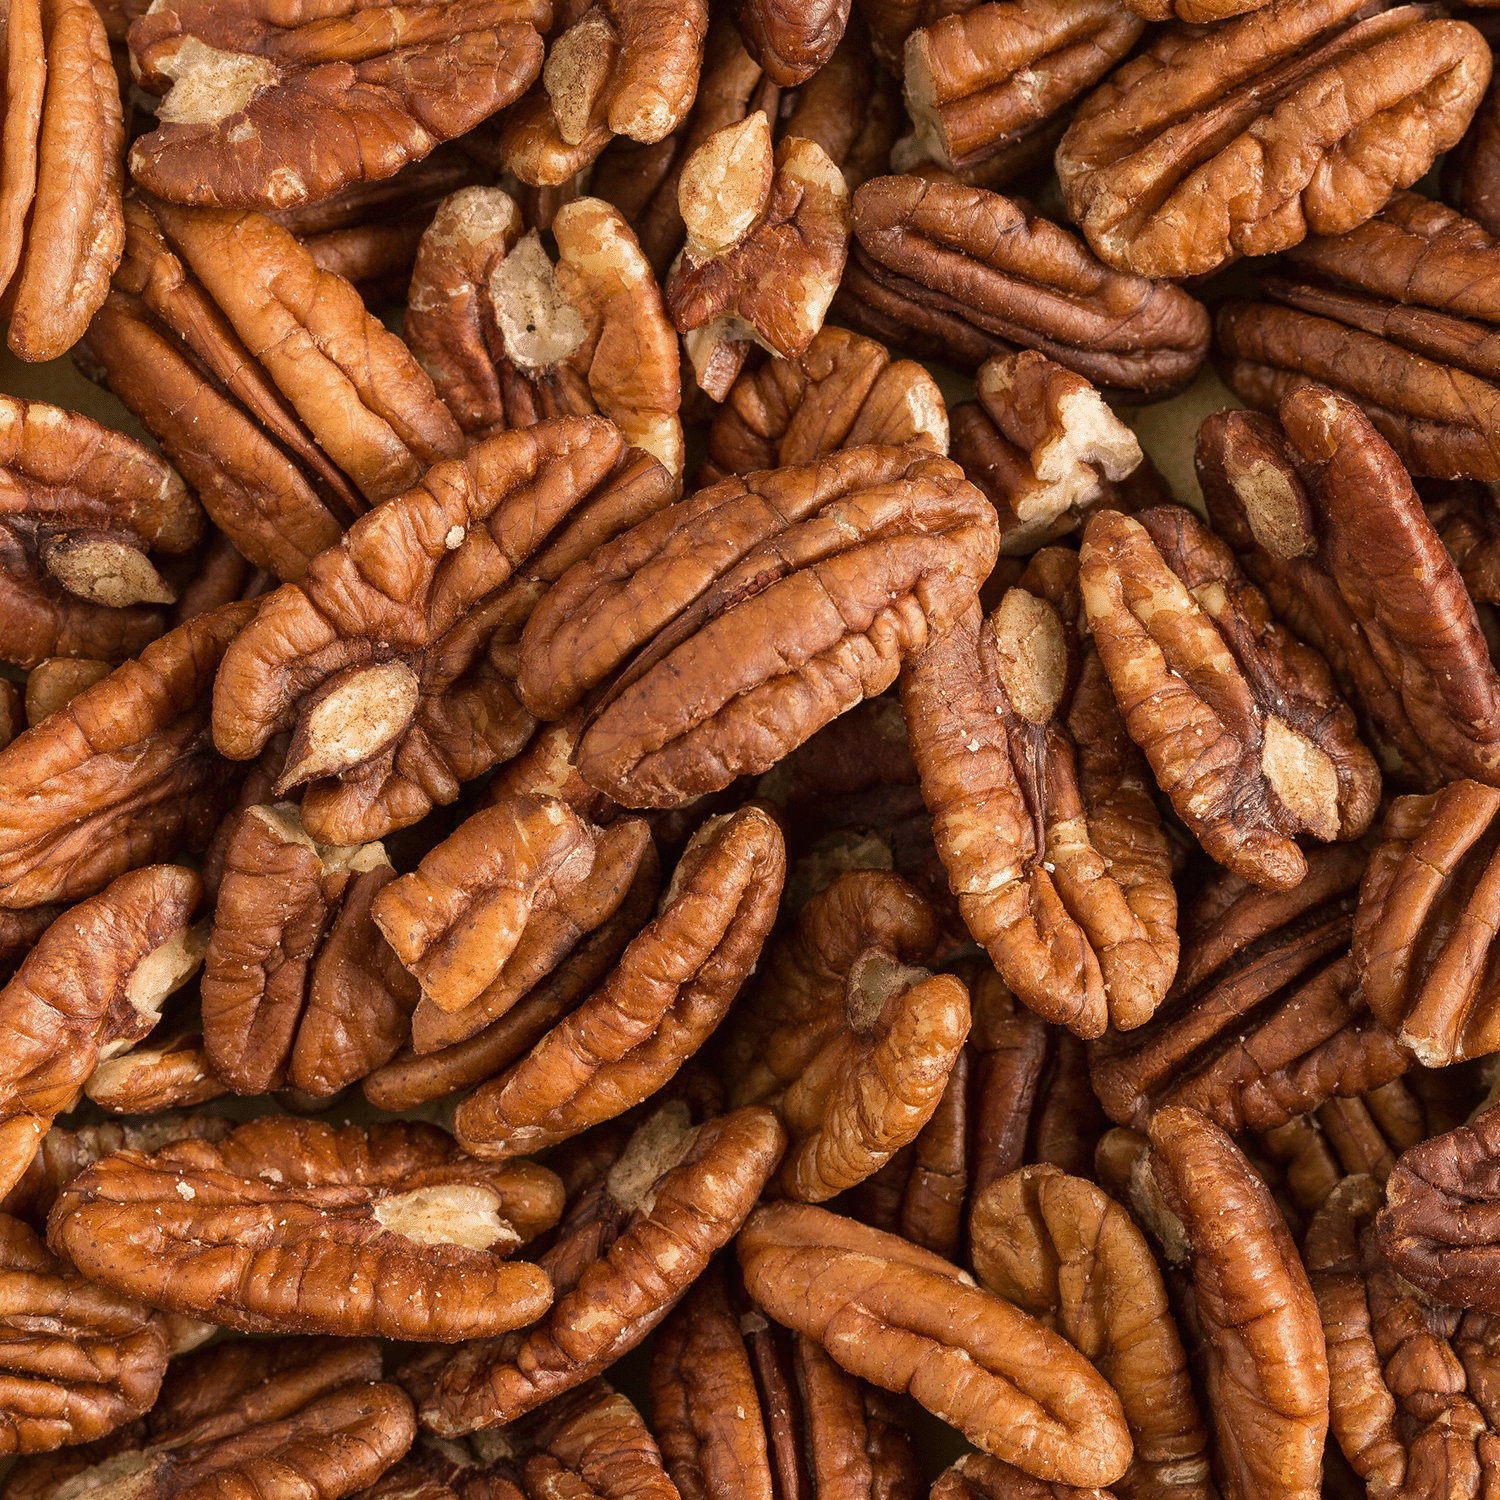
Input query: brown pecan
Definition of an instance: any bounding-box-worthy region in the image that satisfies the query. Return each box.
[452,804,783,1156]
[0,0,123,361]
[126,0,548,211]
[738,1202,1132,1486]
[840,177,1210,394]
[47,1115,562,1340]
[903,0,1143,177]
[201,802,417,1096]
[970,1164,1211,1500]
[903,550,1177,1037]
[417,1101,787,1432]
[1089,845,1412,1134]
[700,327,947,484]
[1451,64,1500,238]
[734,0,848,84]
[1056,0,1491,279]
[930,1452,1116,1500]
[22,659,112,727]
[649,1260,922,1500]
[1079,504,1380,890]
[84,1032,226,1115]
[1198,387,1500,790]
[664,113,852,400]
[0,395,205,670]
[0,865,204,1198]
[517,445,998,807]
[1217,193,1500,483]
[212,418,673,845]
[0,601,251,908]
[405,188,683,480]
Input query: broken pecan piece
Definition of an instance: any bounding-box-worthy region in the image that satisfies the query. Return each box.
[83,1031,226,1115]
[1079,504,1380,890]
[47,1116,562,1340]
[1056,0,1492,279]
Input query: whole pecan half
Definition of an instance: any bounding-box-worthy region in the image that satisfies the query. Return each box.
[903,549,1177,1037]
[127,0,549,211]
[212,417,674,844]
[738,1202,1132,1486]
[417,1100,787,1432]
[1079,504,1380,891]
[0,601,252,908]
[47,1116,563,1340]
[734,0,849,84]
[517,444,997,807]
[839,176,1209,394]
[405,188,683,480]
[1056,0,1491,279]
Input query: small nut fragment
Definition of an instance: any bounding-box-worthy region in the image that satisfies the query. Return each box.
[84,1031,226,1115]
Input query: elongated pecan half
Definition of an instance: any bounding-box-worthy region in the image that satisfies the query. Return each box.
[47,1116,562,1340]
[1056,0,1491,279]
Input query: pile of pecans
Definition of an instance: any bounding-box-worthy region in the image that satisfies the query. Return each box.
[6,0,1500,1493]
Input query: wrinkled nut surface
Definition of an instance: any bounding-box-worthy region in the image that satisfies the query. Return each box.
[666,114,853,400]
[0,600,252,909]
[126,0,550,211]
[405,187,684,480]
[518,444,998,808]
[83,1031,226,1116]
[735,0,849,84]
[0,864,204,1199]
[419,1102,788,1432]
[738,1202,1131,1486]
[840,176,1210,396]
[1080,505,1380,891]
[453,805,784,1157]
[46,1115,563,1341]
[1056,0,1492,279]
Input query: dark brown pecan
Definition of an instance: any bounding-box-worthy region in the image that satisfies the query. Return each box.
[1056,0,1491,279]
[649,1260,922,1500]
[734,0,849,84]
[212,418,673,844]
[517,445,997,807]
[126,0,549,211]
[47,1115,562,1340]
[0,601,252,908]
[839,177,1209,395]
[1079,504,1380,891]
[417,1101,787,1432]
[1089,846,1412,1134]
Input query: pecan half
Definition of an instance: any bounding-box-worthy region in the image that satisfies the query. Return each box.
[839,177,1210,395]
[417,1101,787,1432]
[127,0,549,211]
[1056,0,1491,279]
[0,601,252,908]
[405,188,683,480]
[517,444,997,807]
[1079,504,1380,890]
[0,865,204,1199]
[452,804,783,1157]
[83,1031,226,1115]
[734,0,849,84]
[212,418,673,844]
[47,1116,562,1340]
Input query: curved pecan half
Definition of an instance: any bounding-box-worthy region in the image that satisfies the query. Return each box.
[735,0,848,84]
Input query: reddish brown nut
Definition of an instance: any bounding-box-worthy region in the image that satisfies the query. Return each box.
[0,865,204,1198]
[930,1452,1116,1500]
[201,802,417,1096]
[1079,505,1380,891]
[902,0,1143,177]
[734,0,848,85]
[700,326,947,483]
[0,0,123,361]
[738,1202,1131,1486]
[840,177,1210,395]
[1089,845,1412,1134]
[22,659,112,726]
[418,1101,787,1432]
[1056,0,1492,279]
[0,601,252,908]
[518,444,998,807]
[452,804,784,1157]
[405,188,683,481]
[649,1262,923,1500]
[83,1032,226,1115]
[212,417,672,845]
[970,1165,1211,1500]
[47,1115,562,1340]
[126,0,549,211]
[1142,1107,1329,1500]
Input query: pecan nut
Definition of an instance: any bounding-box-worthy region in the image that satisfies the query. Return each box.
[734,0,849,84]
[83,1032,226,1116]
